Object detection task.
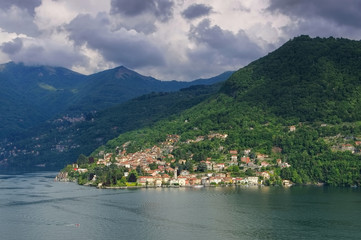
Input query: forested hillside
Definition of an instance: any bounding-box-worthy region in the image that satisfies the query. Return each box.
[0,83,223,171]
[0,62,86,137]
[86,36,361,187]
[0,62,232,171]
[0,62,233,139]
[222,35,361,122]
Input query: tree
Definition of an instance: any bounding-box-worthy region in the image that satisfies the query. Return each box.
[280,167,292,180]
[136,165,144,175]
[127,170,138,182]
[228,165,240,172]
[197,162,207,172]
[245,168,255,176]
[77,154,88,165]
[119,176,127,186]
[185,161,194,172]
[149,162,158,170]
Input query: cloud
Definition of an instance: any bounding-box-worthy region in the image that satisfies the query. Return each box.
[0,6,40,36]
[182,3,213,20]
[188,19,264,65]
[0,0,41,16]
[110,0,174,22]
[0,36,87,68]
[0,38,23,55]
[267,0,361,29]
[66,13,165,69]
[109,0,175,34]
[1,0,360,81]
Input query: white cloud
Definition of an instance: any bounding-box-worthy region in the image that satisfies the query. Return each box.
[34,0,79,31]
[0,0,360,80]
[1,33,86,68]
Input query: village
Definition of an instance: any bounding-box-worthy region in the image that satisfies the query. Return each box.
[64,133,293,188]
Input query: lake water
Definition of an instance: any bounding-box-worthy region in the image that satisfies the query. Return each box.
[0,172,360,240]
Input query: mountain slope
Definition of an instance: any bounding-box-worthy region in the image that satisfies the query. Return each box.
[0,62,86,137]
[0,62,233,139]
[90,36,361,187]
[71,66,232,112]
[222,35,361,122]
[0,82,227,171]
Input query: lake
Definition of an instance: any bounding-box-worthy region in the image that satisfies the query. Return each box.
[0,172,360,240]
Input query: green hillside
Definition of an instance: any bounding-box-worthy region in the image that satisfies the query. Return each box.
[72,66,234,112]
[85,36,361,187]
[0,83,222,171]
[0,62,86,137]
[222,35,361,123]
[0,62,233,140]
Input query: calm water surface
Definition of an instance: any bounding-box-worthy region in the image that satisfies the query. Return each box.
[0,172,360,240]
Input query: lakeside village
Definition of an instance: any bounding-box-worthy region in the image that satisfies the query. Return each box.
[57,133,293,188]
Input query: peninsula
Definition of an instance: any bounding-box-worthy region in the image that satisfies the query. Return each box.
[57,133,293,188]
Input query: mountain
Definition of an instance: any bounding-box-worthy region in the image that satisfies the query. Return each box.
[0,70,231,171]
[71,65,233,112]
[0,62,233,139]
[189,71,236,86]
[0,62,86,137]
[221,35,361,123]
[86,36,361,187]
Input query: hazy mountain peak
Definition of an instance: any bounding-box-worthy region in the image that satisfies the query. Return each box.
[113,66,139,79]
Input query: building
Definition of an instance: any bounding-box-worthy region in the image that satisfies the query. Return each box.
[256,154,269,161]
[243,149,251,155]
[229,150,238,155]
[341,144,355,153]
[241,156,250,164]
[289,125,296,132]
[246,177,259,185]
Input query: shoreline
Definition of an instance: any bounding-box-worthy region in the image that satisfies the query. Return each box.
[54,177,359,189]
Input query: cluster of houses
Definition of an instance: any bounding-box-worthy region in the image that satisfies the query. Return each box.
[338,142,361,154]
[136,172,261,187]
[69,134,294,187]
[330,138,361,154]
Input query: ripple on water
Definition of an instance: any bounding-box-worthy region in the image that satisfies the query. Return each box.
[1,174,361,240]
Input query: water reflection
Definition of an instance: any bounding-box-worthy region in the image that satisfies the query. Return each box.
[1,173,361,240]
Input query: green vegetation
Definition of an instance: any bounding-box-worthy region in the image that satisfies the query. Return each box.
[2,82,224,170]
[222,35,361,123]
[38,82,57,91]
[87,36,361,187]
[0,63,86,138]
[0,62,232,141]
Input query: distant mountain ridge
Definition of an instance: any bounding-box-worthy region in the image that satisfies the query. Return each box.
[0,62,233,138]
[0,83,223,171]
[0,63,232,171]
[73,65,233,112]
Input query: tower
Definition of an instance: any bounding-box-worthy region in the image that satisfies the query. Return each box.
[174,167,178,179]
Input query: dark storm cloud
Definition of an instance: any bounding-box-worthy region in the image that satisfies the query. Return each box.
[0,38,86,68]
[0,7,40,36]
[0,0,41,36]
[110,0,174,22]
[188,19,263,65]
[268,0,361,29]
[0,0,41,15]
[0,38,23,55]
[66,13,165,68]
[182,4,213,20]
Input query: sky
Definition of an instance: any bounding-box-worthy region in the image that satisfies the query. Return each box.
[0,0,361,81]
